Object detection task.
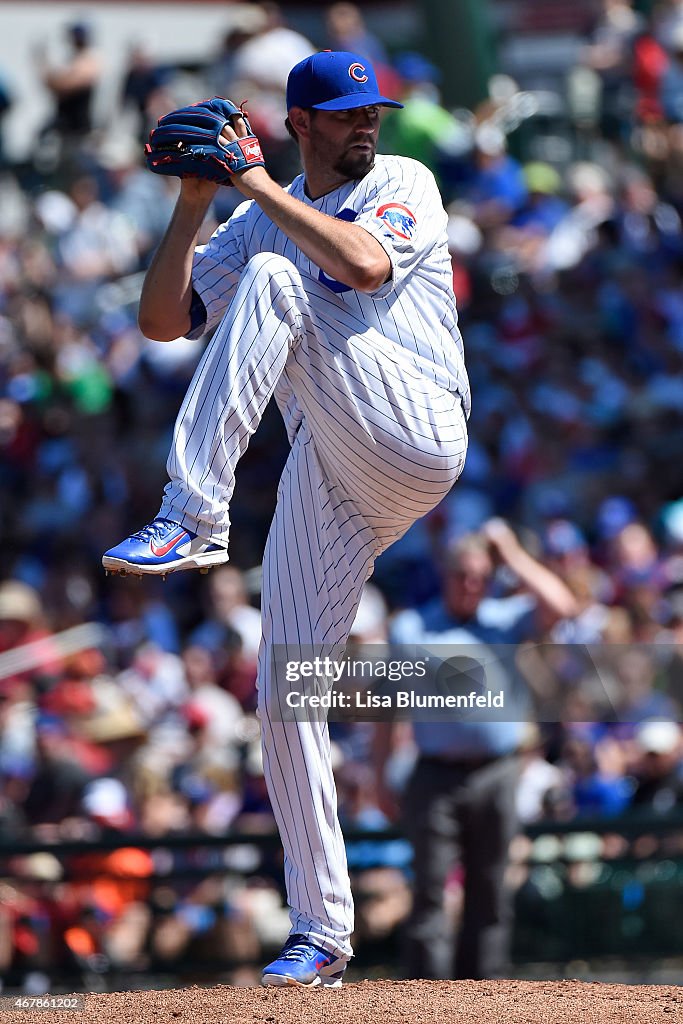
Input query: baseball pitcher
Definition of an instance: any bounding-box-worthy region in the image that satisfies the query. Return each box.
[103,51,470,986]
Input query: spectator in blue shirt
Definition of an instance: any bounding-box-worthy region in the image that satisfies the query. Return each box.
[378,519,577,980]
[462,126,529,230]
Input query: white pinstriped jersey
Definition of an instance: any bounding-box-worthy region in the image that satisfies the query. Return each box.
[190,155,471,420]
[155,155,471,958]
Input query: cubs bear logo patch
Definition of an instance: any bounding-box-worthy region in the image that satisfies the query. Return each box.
[376,202,417,241]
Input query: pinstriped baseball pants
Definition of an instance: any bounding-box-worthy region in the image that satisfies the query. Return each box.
[159,253,468,957]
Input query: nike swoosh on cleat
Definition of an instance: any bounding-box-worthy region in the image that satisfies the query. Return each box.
[150,530,187,557]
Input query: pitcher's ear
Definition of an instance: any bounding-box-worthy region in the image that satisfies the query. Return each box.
[287,107,312,141]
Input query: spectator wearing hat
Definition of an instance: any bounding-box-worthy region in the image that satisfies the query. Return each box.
[0,582,53,807]
[0,582,62,703]
[631,720,683,813]
[540,520,612,644]
[68,779,153,970]
[0,581,48,655]
[378,53,466,185]
[596,496,638,541]
[543,160,615,271]
[461,125,529,232]
[21,715,93,831]
[0,853,63,993]
[606,524,669,624]
[560,730,632,818]
[514,163,569,235]
[229,3,313,94]
[497,164,571,277]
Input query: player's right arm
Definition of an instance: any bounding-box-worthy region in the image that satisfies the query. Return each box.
[138,179,218,342]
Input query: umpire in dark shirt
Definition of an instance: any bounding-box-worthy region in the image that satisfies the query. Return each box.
[377,520,578,979]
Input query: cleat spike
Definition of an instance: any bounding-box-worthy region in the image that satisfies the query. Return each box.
[200,568,209,575]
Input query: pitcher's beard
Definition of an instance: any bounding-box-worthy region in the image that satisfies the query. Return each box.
[334,147,375,180]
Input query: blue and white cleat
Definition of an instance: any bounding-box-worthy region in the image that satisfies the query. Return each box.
[102,518,229,577]
[261,935,347,988]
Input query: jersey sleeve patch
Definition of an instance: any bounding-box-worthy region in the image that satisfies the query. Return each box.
[375,202,417,241]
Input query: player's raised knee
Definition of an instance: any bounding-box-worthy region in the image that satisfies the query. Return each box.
[244,252,298,280]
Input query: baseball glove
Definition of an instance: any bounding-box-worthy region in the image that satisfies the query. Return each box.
[145,97,265,185]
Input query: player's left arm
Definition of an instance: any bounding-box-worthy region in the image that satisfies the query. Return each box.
[224,126,390,294]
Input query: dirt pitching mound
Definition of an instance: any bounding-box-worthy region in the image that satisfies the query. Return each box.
[2,979,681,1024]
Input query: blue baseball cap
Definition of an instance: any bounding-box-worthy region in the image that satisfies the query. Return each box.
[543,519,587,557]
[286,51,403,112]
[596,496,637,539]
[394,52,441,85]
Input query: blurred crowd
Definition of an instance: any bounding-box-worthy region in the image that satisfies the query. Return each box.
[3,0,683,990]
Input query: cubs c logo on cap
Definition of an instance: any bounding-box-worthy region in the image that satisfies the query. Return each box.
[348,62,369,83]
